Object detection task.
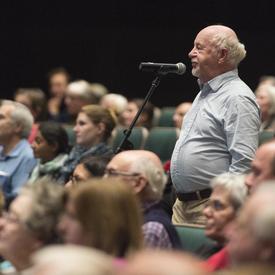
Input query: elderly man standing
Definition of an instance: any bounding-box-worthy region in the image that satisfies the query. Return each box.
[0,100,36,207]
[106,150,180,249]
[171,25,260,225]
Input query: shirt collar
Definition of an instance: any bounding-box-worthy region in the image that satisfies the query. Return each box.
[198,69,239,94]
[0,139,28,159]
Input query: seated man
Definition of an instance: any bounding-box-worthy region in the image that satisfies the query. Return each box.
[0,100,37,206]
[106,150,181,249]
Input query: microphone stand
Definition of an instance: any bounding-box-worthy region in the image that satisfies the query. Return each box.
[115,73,163,154]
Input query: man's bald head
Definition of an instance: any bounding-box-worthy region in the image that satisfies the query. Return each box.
[107,150,166,201]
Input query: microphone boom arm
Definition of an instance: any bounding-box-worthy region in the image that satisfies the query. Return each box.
[115,74,162,154]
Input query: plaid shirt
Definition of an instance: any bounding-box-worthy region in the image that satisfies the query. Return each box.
[142,202,173,249]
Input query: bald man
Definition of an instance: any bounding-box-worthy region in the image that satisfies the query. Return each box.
[106,150,180,249]
[171,25,260,225]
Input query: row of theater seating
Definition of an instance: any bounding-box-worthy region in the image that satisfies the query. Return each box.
[63,125,180,163]
[110,127,180,163]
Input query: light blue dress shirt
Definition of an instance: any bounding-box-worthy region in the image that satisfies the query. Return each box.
[171,70,261,193]
[0,139,37,203]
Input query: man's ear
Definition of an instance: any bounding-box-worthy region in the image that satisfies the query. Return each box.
[132,176,147,194]
[14,122,23,136]
[218,48,228,64]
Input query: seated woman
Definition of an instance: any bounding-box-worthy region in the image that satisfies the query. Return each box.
[57,105,117,184]
[65,155,111,187]
[29,121,69,183]
[203,173,248,270]
[0,179,65,274]
[58,178,143,258]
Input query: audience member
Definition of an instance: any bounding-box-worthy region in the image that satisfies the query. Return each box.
[0,179,65,273]
[31,245,113,275]
[89,82,109,103]
[121,98,155,129]
[245,140,275,193]
[57,104,116,184]
[14,88,48,123]
[14,88,48,144]
[106,150,181,249]
[65,155,111,188]
[64,80,99,124]
[170,24,260,225]
[0,100,37,207]
[255,84,275,131]
[47,67,70,120]
[256,75,275,87]
[58,178,143,258]
[173,101,192,129]
[202,173,247,264]
[227,182,275,267]
[100,93,128,125]
[29,122,69,183]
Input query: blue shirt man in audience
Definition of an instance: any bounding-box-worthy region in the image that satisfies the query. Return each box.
[0,100,36,207]
[171,25,260,225]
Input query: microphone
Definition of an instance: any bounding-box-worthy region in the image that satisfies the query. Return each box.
[139,62,186,75]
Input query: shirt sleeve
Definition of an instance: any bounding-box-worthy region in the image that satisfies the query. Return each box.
[224,95,260,173]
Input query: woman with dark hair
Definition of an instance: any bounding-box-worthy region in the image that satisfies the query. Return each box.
[29,122,69,183]
[65,155,111,187]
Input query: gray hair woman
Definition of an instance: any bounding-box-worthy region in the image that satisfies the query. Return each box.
[255,84,275,131]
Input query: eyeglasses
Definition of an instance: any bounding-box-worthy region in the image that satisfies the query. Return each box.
[69,175,83,185]
[104,168,141,178]
[204,200,227,211]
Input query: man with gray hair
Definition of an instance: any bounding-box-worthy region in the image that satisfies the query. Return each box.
[106,150,180,249]
[171,25,260,225]
[0,100,37,207]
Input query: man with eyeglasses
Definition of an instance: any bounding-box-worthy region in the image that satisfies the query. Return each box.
[106,150,181,249]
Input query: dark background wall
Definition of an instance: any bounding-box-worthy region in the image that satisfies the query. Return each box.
[1,1,275,107]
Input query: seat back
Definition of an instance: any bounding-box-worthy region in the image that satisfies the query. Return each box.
[111,126,149,151]
[144,127,179,163]
[259,130,274,146]
[157,107,176,127]
[175,224,216,254]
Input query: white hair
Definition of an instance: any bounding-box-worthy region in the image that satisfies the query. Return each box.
[130,156,167,200]
[100,93,128,115]
[67,80,98,103]
[211,32,246,68]
[210,172,248,210]
[1,100,34,138]
[256,84,275,115]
